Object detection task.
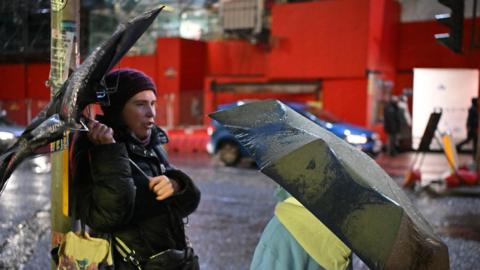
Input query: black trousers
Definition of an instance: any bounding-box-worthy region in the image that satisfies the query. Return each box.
[457,131,478,158]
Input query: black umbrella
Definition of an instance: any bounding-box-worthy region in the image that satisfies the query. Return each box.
[209,100,449,270]
[60,6,164,124]
[0,7,163,192]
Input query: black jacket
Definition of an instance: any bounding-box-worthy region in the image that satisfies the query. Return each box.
[467,104,478,134]
[383,101,401,134]
[72,126,201,269]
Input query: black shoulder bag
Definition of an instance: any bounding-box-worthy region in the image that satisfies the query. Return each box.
[114,236,199,270]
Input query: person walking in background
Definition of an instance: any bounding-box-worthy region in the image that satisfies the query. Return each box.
[383,96,401,156]
[457,97,478,158]
[72,68,201,269]
[396,95,412,151]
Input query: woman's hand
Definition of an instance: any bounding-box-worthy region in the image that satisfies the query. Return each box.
[87,120,116,145]
[149,175,179,201]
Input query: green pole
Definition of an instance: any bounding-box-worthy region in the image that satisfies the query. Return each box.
[49,0,80,268]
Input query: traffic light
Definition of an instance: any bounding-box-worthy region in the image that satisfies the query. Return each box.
[434,0,464,53]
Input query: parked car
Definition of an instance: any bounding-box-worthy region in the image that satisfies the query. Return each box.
[207,101,382,166]
[0,110,24,154]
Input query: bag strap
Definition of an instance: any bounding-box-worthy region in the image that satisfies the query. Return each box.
[69,170,87,236]
[114,236,143,270]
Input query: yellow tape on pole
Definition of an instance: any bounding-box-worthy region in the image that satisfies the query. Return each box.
[50,1,79,264]
[62,133,69,216]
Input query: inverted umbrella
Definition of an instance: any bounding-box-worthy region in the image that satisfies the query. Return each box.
[60,6,164,125]
[209,100,449,270]
[0,7,163,192]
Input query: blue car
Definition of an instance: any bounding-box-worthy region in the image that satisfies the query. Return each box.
[207,101,382,166]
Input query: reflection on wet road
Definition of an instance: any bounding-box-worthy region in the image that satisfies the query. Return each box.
[0,162,51,269]
[0,153,478,269]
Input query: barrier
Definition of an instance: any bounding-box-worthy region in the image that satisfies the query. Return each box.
[164,127,209,154]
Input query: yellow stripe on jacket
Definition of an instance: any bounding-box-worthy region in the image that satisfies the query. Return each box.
[275,197,351,270]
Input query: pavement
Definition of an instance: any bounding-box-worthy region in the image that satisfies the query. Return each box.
[376,151,474,179]
[376,151,480,194]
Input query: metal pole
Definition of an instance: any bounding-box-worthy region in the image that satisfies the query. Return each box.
[49,0,80,268]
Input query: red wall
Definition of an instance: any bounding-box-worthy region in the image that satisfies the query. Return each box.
[177,40,207,125]
[323,79,369,126]
[264,0,399,127]
[0,63,54,100]
[154,38,207,126]
[26,63,50,99]
[203,0,400,127]
[0,64,50,125]
[267,0,370,79]
[207,40,266,76]
[156,38,181,94]
[397,19,480,70]
[0,64,26,100]
[393,72,413,95]
[180,39,207,91]
[367,0,400,80]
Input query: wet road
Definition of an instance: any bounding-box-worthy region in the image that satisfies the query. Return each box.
[175,157,276,270]
[0,153,479,269]
[0,162,51,269]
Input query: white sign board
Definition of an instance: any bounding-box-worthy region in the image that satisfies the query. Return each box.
[412,68,479,150]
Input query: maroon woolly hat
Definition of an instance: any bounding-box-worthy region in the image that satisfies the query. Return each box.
[101,68,156,120]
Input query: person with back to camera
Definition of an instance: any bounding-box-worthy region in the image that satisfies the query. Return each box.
[72,68,201,269]
[250,186,352,270]
[457,97,478,159]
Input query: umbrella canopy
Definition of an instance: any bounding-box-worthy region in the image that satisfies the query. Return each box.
[209,100,449,270]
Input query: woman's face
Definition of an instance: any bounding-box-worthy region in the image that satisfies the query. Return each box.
[122,90,157,140]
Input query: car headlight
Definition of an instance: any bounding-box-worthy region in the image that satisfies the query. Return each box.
[346,134,368,145]
[207,126,214,136]
[0,131,15,141]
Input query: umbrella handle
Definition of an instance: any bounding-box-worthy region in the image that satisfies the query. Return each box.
[129,158,151,181]
[68,117,90,132]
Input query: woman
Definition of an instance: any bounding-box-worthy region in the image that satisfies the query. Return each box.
[72,68,201,269]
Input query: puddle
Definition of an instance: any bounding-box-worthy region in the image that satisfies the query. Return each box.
[436,214,480,241]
